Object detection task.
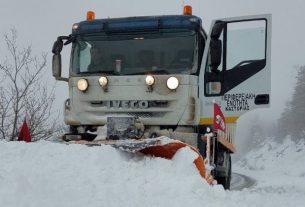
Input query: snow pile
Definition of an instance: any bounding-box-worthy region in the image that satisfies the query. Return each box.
[234,137,305,206]
[236,137,305,176]
[0,141,224,207]
[1,138,305,207]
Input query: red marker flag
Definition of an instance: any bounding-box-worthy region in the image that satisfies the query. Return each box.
[18,119,32,142]
[213,103,226,133]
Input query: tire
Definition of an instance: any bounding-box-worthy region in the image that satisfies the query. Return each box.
[196,126,232,189]
[216,154,231,190]
[196,125,209,157]
[68,126,96,141]
[197,132,206,157]
[69,126,78,134]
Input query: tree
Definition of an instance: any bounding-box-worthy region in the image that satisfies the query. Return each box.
[239,114,270,153]
[277,65,305,141]
[0,29,58,141]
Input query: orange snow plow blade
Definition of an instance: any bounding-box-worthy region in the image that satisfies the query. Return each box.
[140,142,205,178]
[69,137,206,179]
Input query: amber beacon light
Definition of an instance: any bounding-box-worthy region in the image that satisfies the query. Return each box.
[183,5,192,15]
[87,11,95,20]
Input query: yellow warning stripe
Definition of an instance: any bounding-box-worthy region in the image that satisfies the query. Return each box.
[199,116,239,125]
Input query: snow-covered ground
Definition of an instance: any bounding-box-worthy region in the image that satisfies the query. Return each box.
[0,137,304,207]
[234,137,305,206]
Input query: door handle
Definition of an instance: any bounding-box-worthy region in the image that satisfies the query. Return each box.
[255,94,269,105]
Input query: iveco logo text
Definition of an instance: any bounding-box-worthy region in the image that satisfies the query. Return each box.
[107,100,149,109]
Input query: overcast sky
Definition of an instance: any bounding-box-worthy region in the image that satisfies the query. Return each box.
[1,0,305,123]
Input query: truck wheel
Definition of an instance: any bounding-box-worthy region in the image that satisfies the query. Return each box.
[216,154,231,190]
[69,126,78,134]
[68,126,96,141]
[196,126,209,157]
[197,133,206,157]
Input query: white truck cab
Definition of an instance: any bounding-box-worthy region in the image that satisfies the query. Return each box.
[52,7,271,189]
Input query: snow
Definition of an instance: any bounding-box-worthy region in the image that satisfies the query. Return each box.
[234,137,305,206]
[158,136,179,145]
[0,137,305,207]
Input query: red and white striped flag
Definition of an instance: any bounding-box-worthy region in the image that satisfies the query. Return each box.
[213,103,226,133]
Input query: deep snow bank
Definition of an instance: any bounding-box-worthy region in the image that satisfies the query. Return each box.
[234,137,305,206]
[0,141,224,207]
[0,138,305,207]
[235,137,305,176]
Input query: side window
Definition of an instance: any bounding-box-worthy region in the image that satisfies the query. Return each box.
[79,43,91,72]
[206,29,224,73]
[205,19,268,96]
[72,42,93,73]
[226,20,266,70]
[205,23,224,95]
[206,82,222,95]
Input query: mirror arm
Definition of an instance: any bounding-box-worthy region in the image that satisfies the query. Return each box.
[52,35,74,55]
[57,35,70,42]
[57,35,74,46]
[64,35,75,45]
[51,35,74,82]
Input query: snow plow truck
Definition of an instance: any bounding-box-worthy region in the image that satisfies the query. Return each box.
[51,6,271,189]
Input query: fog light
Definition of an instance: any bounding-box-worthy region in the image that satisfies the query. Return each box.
[145,75,155,86]
[77,79,88,92]
[99,76,108,88]
[167,77,179,90]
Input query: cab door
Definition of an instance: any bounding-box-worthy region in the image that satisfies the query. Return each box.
[199,14,272,122]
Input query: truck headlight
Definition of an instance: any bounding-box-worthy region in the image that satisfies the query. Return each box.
[145,75,155,86]
[99,76,108,87]
[167,77,179,90]
[77,78,89,92]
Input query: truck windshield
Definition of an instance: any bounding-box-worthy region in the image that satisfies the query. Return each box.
[71,31,198,75]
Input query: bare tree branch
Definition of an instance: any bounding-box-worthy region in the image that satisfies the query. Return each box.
[0,29,61,141]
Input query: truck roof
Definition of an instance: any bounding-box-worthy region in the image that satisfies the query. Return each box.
[72,15,202,35]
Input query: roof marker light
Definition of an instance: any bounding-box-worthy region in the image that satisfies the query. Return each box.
[183,5,192,15]
[72,24,79,30]
[87,11,95,21]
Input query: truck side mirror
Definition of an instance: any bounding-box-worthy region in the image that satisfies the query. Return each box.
[209,39,222,72]
[209,21,224,72]
[52,39,63,55]
[211,22,224,39]
[52,54,68,82]
[52,54,61,79]
[52,37,68,82]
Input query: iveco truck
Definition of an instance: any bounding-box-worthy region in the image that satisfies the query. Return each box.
[52,6,271,189]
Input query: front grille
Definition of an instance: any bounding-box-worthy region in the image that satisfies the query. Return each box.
[148,101,169,108]
[105,112,165,118]
[90,100,169,108]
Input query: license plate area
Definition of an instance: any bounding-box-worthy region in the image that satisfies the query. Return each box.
[107,117,138,140]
